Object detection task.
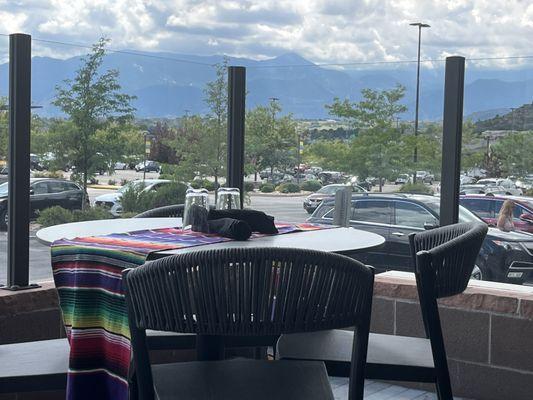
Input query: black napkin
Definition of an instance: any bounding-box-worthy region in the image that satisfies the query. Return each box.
[207,209,278,234]
[208,218,252,241]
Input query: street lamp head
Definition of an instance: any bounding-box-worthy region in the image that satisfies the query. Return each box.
[410,22,430,28]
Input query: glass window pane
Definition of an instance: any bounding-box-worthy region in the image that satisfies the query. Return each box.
[32,182,49,194]
[352,200,392,224]
[460,198,493,218]
[395,201,437,229]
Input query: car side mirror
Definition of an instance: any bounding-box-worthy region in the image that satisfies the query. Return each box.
[520,213,533,223]
[424,222,438,230]
[29,189,34,195]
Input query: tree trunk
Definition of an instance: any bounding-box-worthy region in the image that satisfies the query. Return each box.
[379,176,383,193]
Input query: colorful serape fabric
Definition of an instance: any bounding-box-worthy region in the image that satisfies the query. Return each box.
[51,222,331,400]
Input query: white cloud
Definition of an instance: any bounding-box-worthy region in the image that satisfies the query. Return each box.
[0,0,531,68]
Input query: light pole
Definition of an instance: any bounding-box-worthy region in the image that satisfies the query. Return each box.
[410,22,430,184]
[142,131,153,181]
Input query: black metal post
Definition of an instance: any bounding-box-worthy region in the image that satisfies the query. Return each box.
[4,33,37,290]
[227,66,246,208]
[440,56,465,226]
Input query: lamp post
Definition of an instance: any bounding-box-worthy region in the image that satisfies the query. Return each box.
[410,22,430,184]
[142,131,153,181]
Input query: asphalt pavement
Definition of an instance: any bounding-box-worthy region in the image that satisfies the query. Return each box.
[0,192,310,285]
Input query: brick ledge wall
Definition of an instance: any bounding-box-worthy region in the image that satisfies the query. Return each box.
[371,271,533,400]
[2,275,533,399]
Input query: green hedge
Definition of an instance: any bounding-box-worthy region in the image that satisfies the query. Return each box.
[300,180,322,192]
[190,179,219,191]
[37,206,110,227]
[259,183,275,193]
[275,182,301,193]
[244,181,255,192]
[398,182,434,195]
[120,181,188,214]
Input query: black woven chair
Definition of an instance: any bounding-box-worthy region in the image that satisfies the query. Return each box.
[134,204,185,218]
[123,247,375,400]
[277,222,488,400]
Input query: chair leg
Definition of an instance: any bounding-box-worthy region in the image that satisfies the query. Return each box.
[435,366,453,400]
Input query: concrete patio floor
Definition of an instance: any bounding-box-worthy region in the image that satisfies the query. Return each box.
[330,377,470,399]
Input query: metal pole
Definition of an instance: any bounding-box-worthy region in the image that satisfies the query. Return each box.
[3,33,37,290]
[413,26,422,184]
[227,66,246,208]
[143,133,147,181]
[296,132,301,184]
[440,56,465,226]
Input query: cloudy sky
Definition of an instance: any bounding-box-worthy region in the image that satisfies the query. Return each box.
[1,0,532,67]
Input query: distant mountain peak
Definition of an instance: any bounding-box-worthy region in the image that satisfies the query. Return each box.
[265,52,314,66]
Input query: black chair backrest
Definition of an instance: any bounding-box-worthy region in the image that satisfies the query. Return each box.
[123,248,374,400]
[124,247,374,336]
[409,222,488,299]
[134,204,184,218]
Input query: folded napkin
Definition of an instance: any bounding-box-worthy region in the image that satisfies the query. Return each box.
[187,204,252,240]
[207,209,278,234]
[207,218,252,241]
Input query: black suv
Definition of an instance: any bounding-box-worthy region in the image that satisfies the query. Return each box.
[0,178,87,229]
[309,193,533,285]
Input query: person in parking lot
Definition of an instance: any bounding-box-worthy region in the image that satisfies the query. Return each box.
[497,200,515,232]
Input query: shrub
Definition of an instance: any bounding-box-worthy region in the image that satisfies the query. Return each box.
[191,179,218,191]
[36,206,110,227]
[244,181,255,192]
[399,182,434,195]
[36,206,75,227]
[525,188,533,197]
[108,179,116,186]
[33,170,64,179]
[72,207,111,222]
[300,180,322,192]
[120,181,188,214]
[275,182,301,193]
[260,183,275,193]
[120,178,129,186]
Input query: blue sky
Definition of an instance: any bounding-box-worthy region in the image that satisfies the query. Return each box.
[1,0,532,67]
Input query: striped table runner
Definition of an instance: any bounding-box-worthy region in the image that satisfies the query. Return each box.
[52,222,329,400]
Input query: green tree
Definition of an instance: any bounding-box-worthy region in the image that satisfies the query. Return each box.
[53,37,135,199]
[326,85,408,191]
[245,100,297,180]
[203,60,228,193]
[492,131,533,177]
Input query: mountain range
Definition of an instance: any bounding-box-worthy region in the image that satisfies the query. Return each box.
[0,50,532,120]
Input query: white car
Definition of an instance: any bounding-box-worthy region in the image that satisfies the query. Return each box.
[114,161,128,170]
[476,178,523,196]
[94,179,171,216]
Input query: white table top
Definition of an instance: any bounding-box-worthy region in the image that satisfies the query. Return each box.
[36,217,385,256]
[36,217,183,245]
[151,227,384,258]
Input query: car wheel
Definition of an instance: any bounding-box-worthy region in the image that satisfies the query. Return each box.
[470,265,483,280]
[0,208,7,231]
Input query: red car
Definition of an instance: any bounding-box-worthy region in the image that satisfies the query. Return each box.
[460,195,533,233]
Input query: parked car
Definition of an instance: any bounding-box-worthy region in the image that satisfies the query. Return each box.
[135,161,161,173]
[416,170,434,184]
[476,178,523,196]
[30,154,44,171]
[0,178,87,230]
[460,184,508,195]
[515,175,533,191]
[395,174,411,185]
[460,195,533,233]
[317,171,344,184]
[309,193,533,285]
[114,161,128,170]
[303,183,367,214]
[460,175,477,185]
[94,179,170,216]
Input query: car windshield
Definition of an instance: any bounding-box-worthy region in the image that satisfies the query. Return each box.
[317,185,344,195]
[0,182,7,196]
[424,197,482,223]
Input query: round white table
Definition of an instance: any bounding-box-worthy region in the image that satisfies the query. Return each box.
[36,217,385,257]
[36,217,183,245]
